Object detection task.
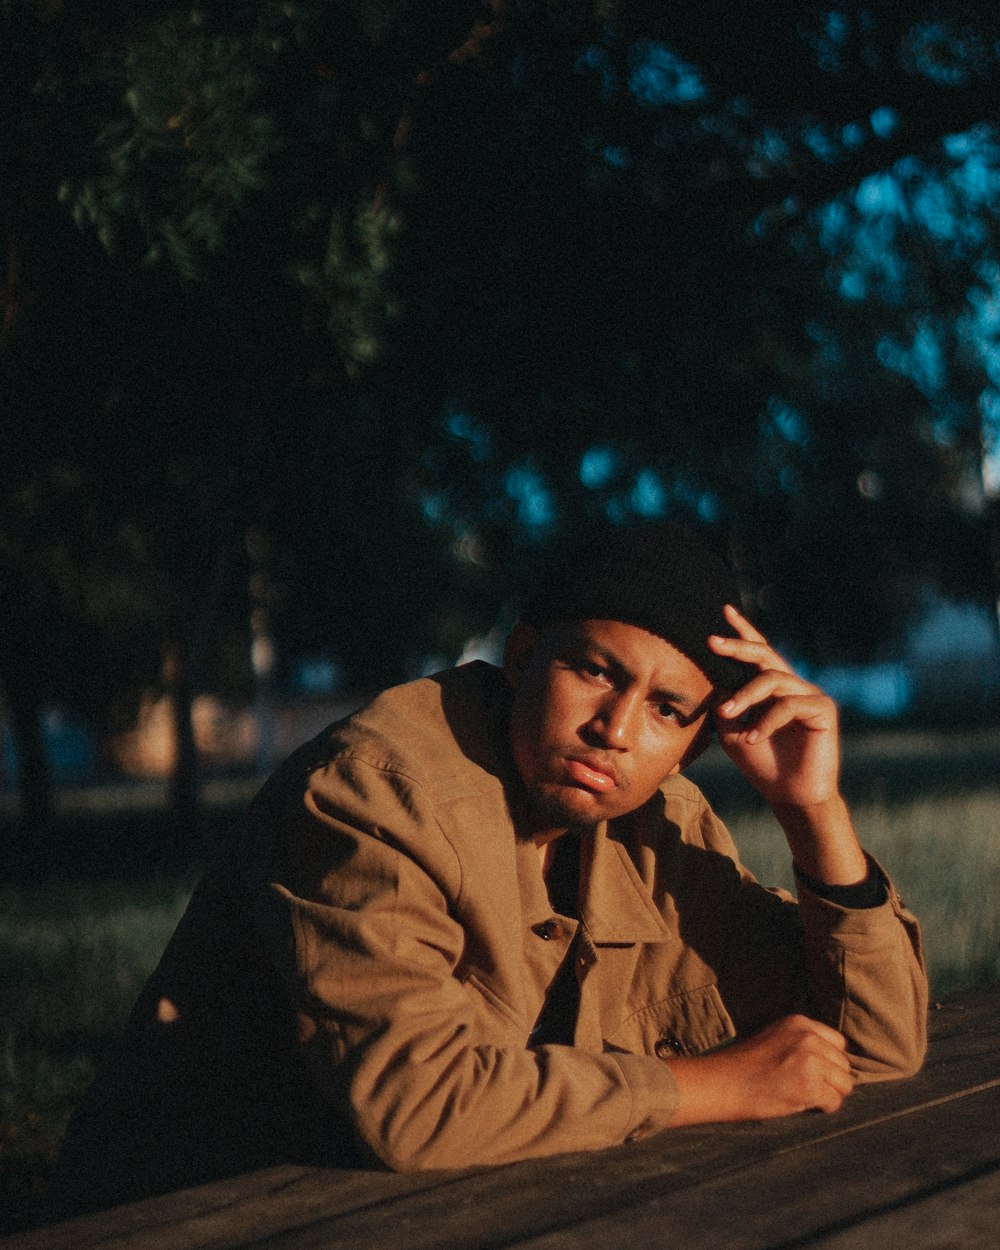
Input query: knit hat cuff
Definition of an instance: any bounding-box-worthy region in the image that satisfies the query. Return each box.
[520,524,756,692]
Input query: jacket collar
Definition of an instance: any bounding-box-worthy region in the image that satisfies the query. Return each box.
[578,820,672,946]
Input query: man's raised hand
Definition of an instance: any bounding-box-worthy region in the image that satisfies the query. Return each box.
[708,604,840,809]
[707,604,869,887]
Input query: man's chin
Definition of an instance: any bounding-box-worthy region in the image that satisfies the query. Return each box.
[525,784,605,831]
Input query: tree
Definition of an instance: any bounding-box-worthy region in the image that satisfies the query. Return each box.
[5,0,1000,841]
[2,0,497,834]
[388,0,1000,658]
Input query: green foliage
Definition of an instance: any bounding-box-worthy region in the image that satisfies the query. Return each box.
[389,0,1000,658]
[59,9,276,269]
[3,0,1000,819]
[0,464,161,729]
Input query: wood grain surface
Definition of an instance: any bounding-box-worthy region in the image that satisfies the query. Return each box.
[6,986,999,1250]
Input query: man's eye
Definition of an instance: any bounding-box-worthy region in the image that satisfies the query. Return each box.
[578,660,606,679]
[655,703,680,722]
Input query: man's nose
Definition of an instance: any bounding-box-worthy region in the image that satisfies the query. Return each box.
[592,691,639,748]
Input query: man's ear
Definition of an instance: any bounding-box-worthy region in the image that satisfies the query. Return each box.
[502,622,541,690]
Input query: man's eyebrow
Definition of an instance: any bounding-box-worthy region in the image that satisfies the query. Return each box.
[648,684,700,713]
[580,642,635,684]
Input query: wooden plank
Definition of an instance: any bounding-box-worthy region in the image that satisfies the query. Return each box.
[808,1167,1000,1249]
[23,1075,995,1250]
[924,983,1000,1055]
[500,1084,1000,1250]
[0,1167,460,1250]
[6,986,999,1250]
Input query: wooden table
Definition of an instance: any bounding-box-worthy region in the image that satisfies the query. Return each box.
[8,985,1000,1250]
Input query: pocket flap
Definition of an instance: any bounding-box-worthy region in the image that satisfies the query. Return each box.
[605,981,736,1057]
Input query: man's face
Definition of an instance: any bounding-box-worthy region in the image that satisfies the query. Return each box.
[504,618,716,836]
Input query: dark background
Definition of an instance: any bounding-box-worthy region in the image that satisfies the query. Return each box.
[3,0,1000,847]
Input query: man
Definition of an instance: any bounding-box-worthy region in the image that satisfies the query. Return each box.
[59,524,926,1209]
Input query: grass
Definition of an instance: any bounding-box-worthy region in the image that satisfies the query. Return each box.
[2,730,1000,1234]
[0,802,230,1238]
[691,726,1000,994]
[724,789,1000,993]
[0,871,200,1236]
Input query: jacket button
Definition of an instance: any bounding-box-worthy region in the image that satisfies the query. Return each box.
[654,1034,684,1059]
[532,919,564,941]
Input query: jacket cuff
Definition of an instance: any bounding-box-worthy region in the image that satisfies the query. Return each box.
[794,857,887,909]
[795,853,911,941]
[608,1051,681,1142]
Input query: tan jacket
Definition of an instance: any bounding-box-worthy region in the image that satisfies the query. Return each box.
[61,662,927,1203]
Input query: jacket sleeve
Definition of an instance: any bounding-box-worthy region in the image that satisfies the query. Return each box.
[793,864,928,1079]
[252,755,681,1172]
[698,800,928,1080]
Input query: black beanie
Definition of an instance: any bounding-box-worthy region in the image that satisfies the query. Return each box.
[520,523,756,691]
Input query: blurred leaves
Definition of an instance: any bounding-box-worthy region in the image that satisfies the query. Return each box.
[3,0,1000,764]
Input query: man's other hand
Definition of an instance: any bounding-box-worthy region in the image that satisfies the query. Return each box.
[666,1015,855,1125]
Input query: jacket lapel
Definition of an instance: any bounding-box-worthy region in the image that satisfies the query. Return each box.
[571,821,672,1050]
[580,821,672,946]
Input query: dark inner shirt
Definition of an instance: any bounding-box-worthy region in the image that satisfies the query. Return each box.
[530,834,583,1047]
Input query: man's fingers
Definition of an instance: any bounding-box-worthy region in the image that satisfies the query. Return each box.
[710,639,791,673]
[717,669,816,713]
[777,1016,855,1112]
[709,629,795,676]
[719,693,834,744]
[783,1013,848,1051]
[813,1080,851,1114]
[815,1052,856,1110]
[715,668,830,729]
[721,602,767,644]
[707,1015,857,1120]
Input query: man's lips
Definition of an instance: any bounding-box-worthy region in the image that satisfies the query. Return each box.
[563,756,619,793]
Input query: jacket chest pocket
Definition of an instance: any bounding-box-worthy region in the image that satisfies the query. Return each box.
[603,981,736,1059]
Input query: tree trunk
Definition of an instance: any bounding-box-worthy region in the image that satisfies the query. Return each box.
[162,535,238,845]
[988,495,1000,651]
[166,639,201,843]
